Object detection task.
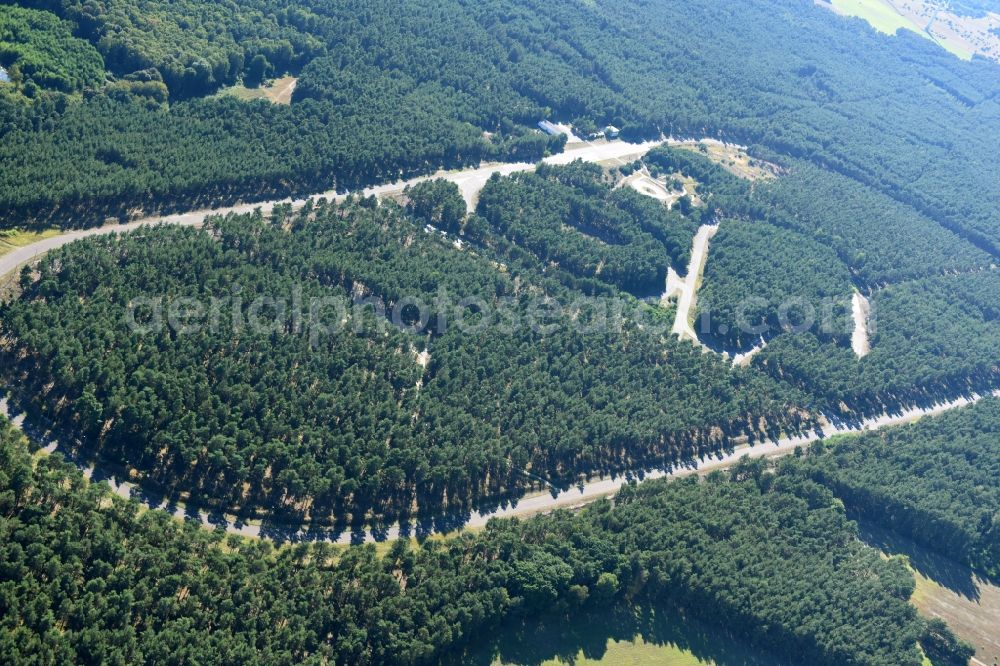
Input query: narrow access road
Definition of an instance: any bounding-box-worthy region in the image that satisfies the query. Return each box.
[665,223,719,345]
[852,292,872,358]
[0,139,667,280]
[660,224,765,367]
[272,77,297,105]
[5,391,997,545]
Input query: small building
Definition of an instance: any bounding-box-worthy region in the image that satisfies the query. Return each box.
[603,125,620,139]
[0,67,10,84]
[538,120,561,136]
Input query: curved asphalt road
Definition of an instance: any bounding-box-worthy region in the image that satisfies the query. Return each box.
[4,391,996,545]
[0,139,665,279]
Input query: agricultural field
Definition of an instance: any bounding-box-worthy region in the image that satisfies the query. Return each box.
[825,0,920,34]
[824,0,1000,61]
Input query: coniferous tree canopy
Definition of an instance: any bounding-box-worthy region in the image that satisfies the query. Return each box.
[0,196,804,524]
[793,398,1000,579]
[0,417,929,665]
[0,1,998,661]
[0,0,995,253]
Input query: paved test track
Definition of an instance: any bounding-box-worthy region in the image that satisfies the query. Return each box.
[2,138,996,544]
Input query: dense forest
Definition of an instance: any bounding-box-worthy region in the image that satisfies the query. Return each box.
[745,162,993,287]
[10,0,326,96]
[640,144,993,293]
[403,179,467,234]
[2,417,957,665]
[0,0,997,260]
[2,1,999,661]
[0,91,563,226]
[475,161,701,295]
[793,398,1000,580]
[754,271,1000,414]
[0,0,569,225]
[697,219,854,350]
[0,4,103,93]
[0,197,805,524]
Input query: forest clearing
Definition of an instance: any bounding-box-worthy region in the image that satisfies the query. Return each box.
[858,520,1000,664]
[670,140,781,181]
[218,75,298,105]
[852,292,872,357]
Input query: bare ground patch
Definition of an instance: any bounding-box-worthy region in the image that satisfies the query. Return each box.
[218,76,298,105]
[671,141,782,181]
[858,519,1000,664]
[913,568,1000,664]
[621,165,703,208]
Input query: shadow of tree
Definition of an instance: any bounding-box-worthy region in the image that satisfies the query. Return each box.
[854,517,984,601]
[442,602,790,666]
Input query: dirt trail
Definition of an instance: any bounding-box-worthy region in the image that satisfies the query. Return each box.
[5,137,998,545]
[552,123,586,144]
[272,77,297,104]
[731,340,767,367]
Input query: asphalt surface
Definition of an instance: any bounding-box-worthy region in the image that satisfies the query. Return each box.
[4,391,996,544]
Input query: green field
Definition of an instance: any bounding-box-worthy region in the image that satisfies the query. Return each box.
[830,0,919,34]
[217,76,297,105]
[450,605,786,666]
[0,227,59,257]
[828,0,973,59]
[532,637,707,666]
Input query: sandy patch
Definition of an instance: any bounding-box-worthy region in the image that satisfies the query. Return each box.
[669,140,782,181]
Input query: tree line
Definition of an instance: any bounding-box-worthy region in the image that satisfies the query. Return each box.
[0,4,103,94]
[793,397,1000,580]
[13,0,327,97]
